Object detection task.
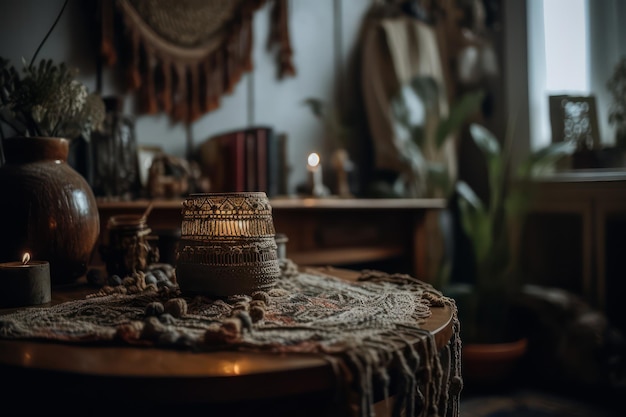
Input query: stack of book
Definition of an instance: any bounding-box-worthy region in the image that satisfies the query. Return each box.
[197,126,286,197]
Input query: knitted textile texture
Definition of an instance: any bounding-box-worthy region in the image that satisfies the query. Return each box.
[0,261,461,417]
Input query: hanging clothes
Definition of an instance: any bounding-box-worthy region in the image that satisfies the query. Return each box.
[360,10,456,197]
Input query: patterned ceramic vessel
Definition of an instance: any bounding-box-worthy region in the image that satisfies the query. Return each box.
[175,192,280,296]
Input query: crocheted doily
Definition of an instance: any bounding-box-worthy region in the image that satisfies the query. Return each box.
[0,261,461,417]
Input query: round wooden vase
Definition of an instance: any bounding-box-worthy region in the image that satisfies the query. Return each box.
[0,137,100,284]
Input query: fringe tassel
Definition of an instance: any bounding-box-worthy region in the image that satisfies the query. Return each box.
[204,55,219,113]
[270,0,296,78]
[142,47,158,114]
[127,28,141,90]
[173,64,188,122]
[211,51,224,112]
[189,63,201,122]
[242,11,254,71]
[223,21,245,95]
[160,59,172,114]
[104,0,295,123]
[100,0,117,66]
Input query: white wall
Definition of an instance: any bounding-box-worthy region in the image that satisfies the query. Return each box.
[0,0,373,194]
[5,1,624,198]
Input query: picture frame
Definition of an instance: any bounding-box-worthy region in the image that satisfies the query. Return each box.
[549,95,601,150]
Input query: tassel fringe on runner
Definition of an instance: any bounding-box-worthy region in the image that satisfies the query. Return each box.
[0,260,461,417]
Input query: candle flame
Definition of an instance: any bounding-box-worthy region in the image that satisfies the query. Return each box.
[307,152,320,167]
[22,252,31,265]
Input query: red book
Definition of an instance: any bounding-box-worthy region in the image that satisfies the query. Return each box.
[255,128,268,193]
[245,131,257,191]
[217,130,246,192]
[234,131,246,191]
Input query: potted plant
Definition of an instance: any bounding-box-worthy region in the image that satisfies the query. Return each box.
[446,123,576,384]
[0,57,104,141]
[389,81,575,340]
[0,56,105,284]
[451,123,576,339]
[387,74,577,381]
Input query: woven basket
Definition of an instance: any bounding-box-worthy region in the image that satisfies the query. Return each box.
[175,192,281,296]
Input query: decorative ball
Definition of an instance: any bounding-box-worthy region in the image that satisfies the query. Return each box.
[145,301,165,317]
[164,298,188,318]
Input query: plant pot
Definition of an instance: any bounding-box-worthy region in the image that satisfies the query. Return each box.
[0,137,100,284]
[462,337,528,386]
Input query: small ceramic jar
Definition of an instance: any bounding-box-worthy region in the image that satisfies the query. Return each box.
[100,214,159,278]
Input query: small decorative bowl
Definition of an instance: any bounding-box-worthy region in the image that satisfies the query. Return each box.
[175,192,281,297]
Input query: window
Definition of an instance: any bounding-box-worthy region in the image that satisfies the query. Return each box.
[543,0,588,93]
[528,0,589,150]
[527,0,626,150]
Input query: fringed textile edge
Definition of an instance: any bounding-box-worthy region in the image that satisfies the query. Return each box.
[101,0,295,124]
[0,266,462,417]
[317,273,462,417]
[269,0,296,79]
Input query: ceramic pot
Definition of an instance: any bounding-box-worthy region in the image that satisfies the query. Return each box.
[0,137,100,284]
[100,214,159,278]
[462,337,528,385]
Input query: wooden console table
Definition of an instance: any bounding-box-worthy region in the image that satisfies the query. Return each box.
[96,197,446,281]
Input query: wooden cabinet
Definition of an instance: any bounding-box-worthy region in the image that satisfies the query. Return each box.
[96,197,446,281]
[520,170,626,333]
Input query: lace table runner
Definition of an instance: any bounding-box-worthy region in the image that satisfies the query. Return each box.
[0,261,461,417]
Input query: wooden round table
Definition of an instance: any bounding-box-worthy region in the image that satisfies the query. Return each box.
[0,267,455,416]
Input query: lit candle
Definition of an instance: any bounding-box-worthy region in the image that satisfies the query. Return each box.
[307,152,329,197]
[0,252,51,308]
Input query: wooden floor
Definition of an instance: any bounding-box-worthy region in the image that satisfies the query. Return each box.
[460,388,621,417]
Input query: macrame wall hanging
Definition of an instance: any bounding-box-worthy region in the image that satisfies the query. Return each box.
[100,0,295,124]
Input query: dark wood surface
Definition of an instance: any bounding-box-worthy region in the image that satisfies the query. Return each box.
[0,267,454,416]
[96,197,446,280]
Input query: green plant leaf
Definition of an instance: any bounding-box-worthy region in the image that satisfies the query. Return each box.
[504,188,529,219]
[436,89,484,148]
[456,180,484,211]
[468,123,508,218]
[517,140,576,178]
[457,192,492,265]
[390,77,441,146]
[468,124,502,186]
[426,162,451,197]
[302,98,325,119]
[469,123,500,156]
